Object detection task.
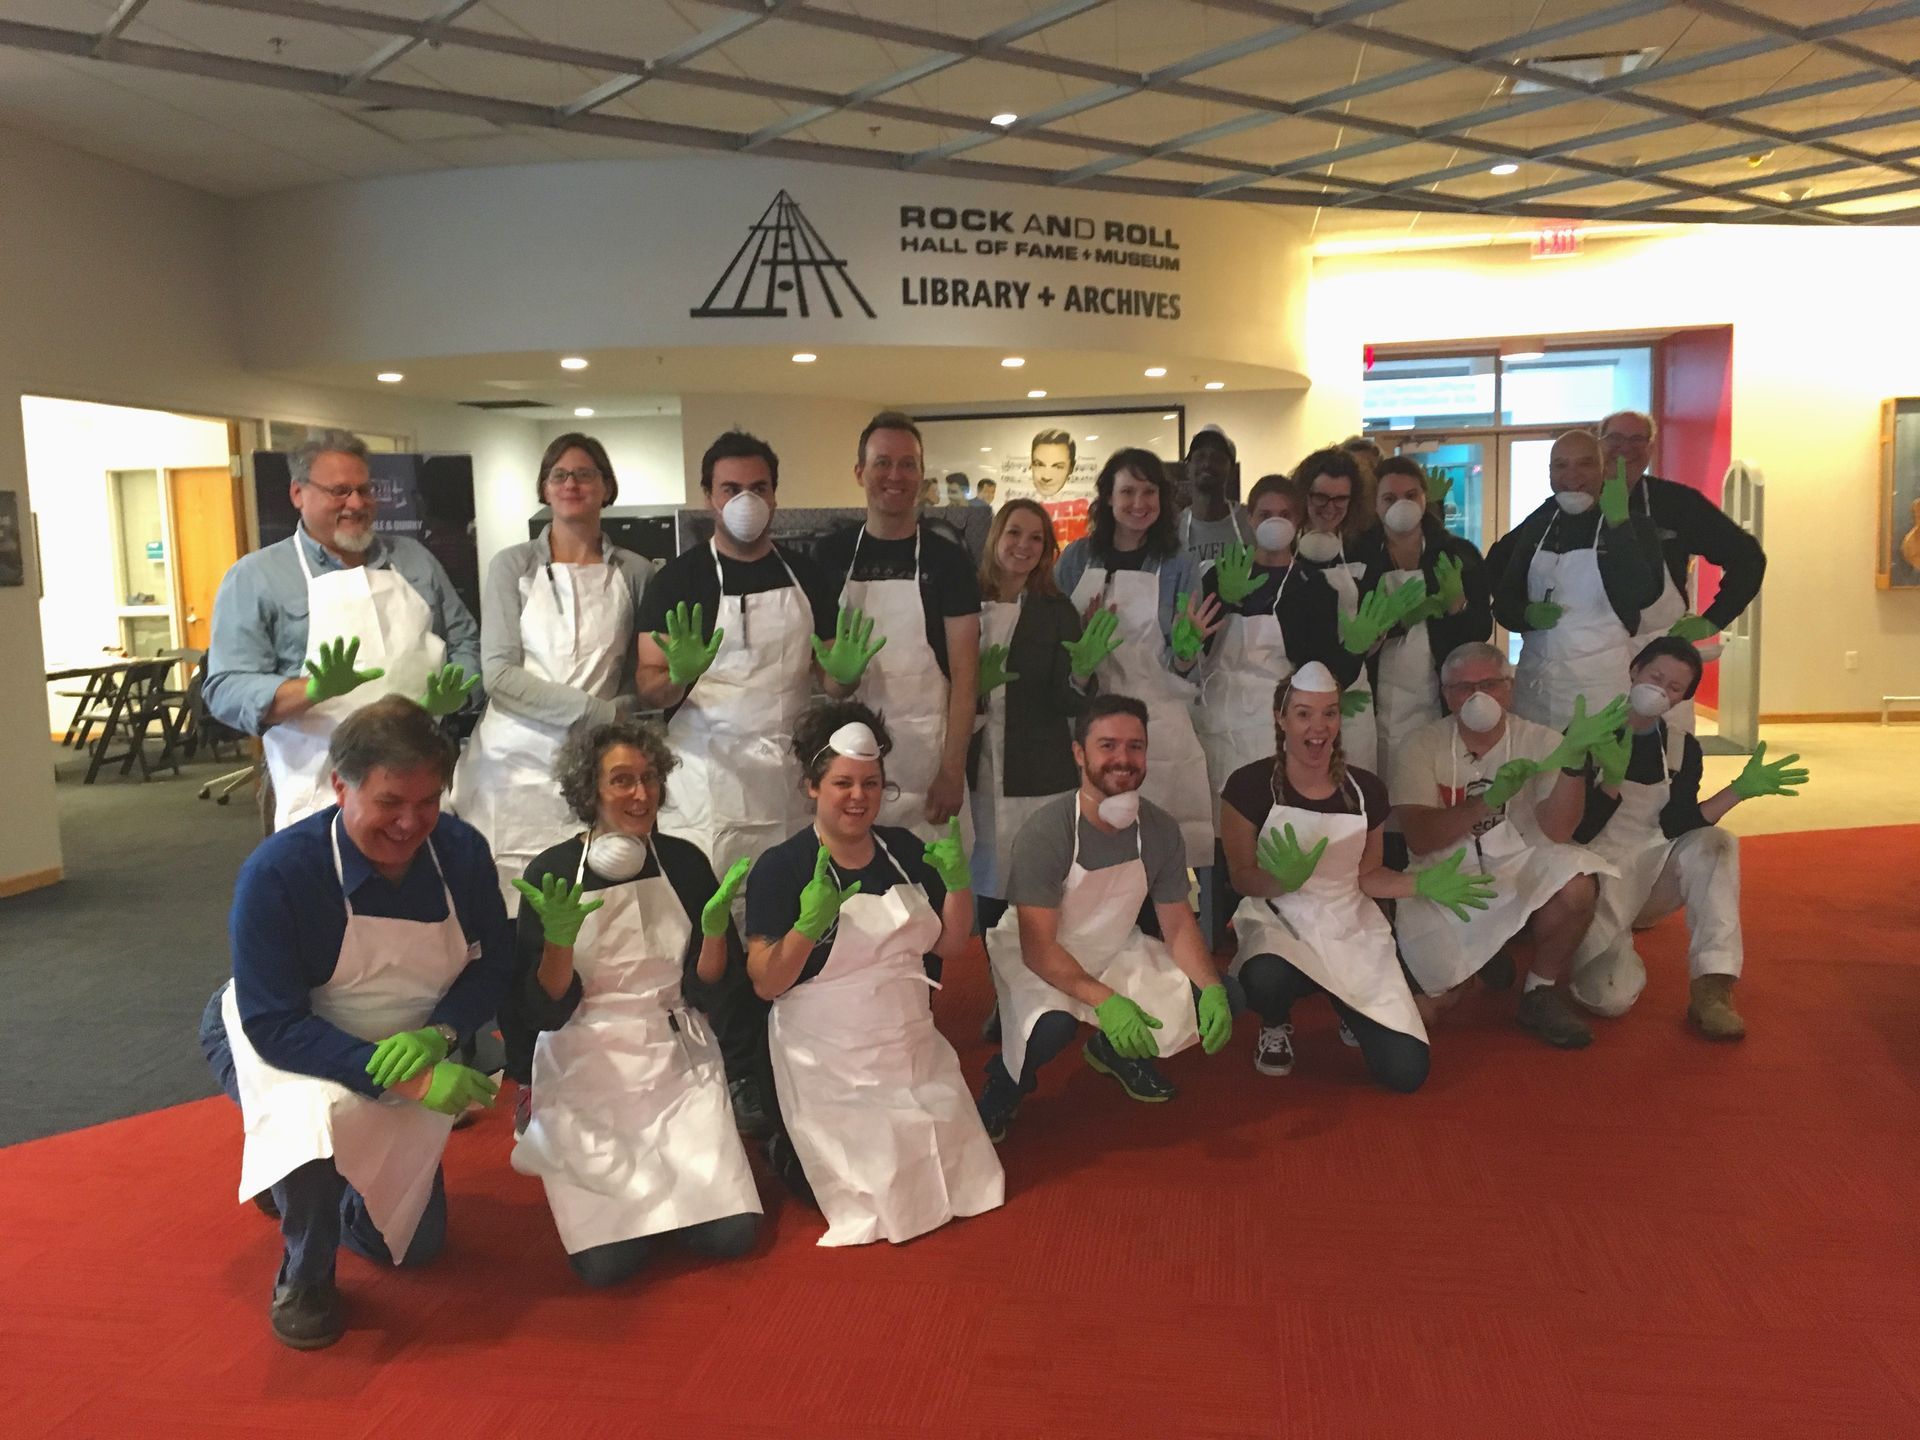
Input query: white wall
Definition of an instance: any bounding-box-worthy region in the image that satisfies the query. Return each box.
[1307,228,1920,716]
[679,392,888,510]
[536,414,685,509]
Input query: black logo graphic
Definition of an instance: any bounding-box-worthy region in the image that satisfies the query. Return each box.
[691,189,876,320]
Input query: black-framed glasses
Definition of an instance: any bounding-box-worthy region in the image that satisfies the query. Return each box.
[307,481,374,503]
[547,468,605,487]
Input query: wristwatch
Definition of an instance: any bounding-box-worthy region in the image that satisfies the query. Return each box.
[432,1022,460,1052]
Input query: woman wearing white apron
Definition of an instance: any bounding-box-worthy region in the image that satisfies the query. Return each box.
[450,434,651,904]
[1220,663,1495,1091]
[503,718,763,1287]
[744,702,1002,1246]
[1055,447,1220,870]
[1294,447,1381,773]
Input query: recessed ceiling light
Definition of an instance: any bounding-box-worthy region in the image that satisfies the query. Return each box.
[1162,412,1176,419]
[1028,389,1048,398]
[1084,435,1099,442]
[791,352,817,363]
[1001,356,1025,368]
[1489,162,1519,176]
[1204,381,1225,390]
[980,446,992,452]
[559,356,589,370]
[990,112,1017,127]
[376,371,403,383]
[1504,351,1545,363]
[1144,366,1167,378]
[574,407,595,417]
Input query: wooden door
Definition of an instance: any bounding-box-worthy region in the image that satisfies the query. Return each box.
[168,465,243,653]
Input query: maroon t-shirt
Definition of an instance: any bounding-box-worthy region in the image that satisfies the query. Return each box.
[1222,756,1390,831]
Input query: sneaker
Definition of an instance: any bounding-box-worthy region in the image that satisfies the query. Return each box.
[1254,1023,1296,1076]
[1517,985,1594,1050]
[1337,1020,1359,1049]
[729,1076,775,1140]
[1083,1031,1178,1102]
[976,1059,1023,1143]
[269,1282,344,1351]
[1687,974,1746,1041]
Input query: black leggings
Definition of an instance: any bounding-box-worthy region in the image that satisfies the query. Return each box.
[1004,978,1247,1088]
[1238,953,1429,1094]
[567,1211,760,1288]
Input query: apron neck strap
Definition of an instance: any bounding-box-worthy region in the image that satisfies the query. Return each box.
[1070,797,1141,870]
[579,826,656,885]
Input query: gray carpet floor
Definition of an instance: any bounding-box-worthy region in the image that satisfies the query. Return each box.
[0,741,265,1146]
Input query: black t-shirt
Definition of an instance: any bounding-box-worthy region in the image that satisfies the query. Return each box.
[1573,725,1708,844]
[637,543,838,644]
[812,523,981,679]
[1198,560,1362,685]
[1222,757,1390,831]
[744,823,945,986]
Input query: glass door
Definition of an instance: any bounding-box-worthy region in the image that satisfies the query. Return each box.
[1390,433,1497,552]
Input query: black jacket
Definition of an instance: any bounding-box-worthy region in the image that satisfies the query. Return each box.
[1484,497,1665,635]
[1199,559,1362,688]
[1636,475,1766,630]
[1353,516,1494,689]
[968,591,1087,799]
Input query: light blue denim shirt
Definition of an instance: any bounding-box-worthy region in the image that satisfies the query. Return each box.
[204,526,481,736]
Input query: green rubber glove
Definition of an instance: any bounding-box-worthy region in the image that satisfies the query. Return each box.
[1480,758,1540,812]
[812,605,887,687]
[1212,543,1259,605]
[1429,552,1465,617]
[304,635,384,703]
[1340,689,1371,719]
[1383,574,1431,629]
[701,857,752,939]
[1256,822,1329,893]
[978,643,1019,697]
[420,1062,498,1117]
[1730,741,1808,800]
[511,872,606,947]
[1524,600,1563,631]
[1599,460,1630,526]
[921,817,970,893]
[1170,591,1206,663]
[1427,471,1453,509]
[420,663,479,717]
[795,845,862,941]
[1062,608,1122,679]
[1544,692,1632,772]
[1592,727,1632,789]
[1413,849,1497,921]
[365,1026,448,1089]
[1668,613,1720,643]
[1339,586,1396,655]
[1197,983,1232,1055]
[1094,992,1163,1059]
[653,600,724,687]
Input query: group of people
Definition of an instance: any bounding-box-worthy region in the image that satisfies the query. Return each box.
[193,407,1794,1351]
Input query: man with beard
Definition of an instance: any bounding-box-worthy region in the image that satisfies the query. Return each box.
[974,695,1235,1142]
[1179,425,1250,572]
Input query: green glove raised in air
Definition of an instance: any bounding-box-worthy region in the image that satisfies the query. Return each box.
[511,872,606,948]
[1383,574,1431,630]
[1212,544,1260,606]
[420,663,479,717]
[420,1062,498,1117]
[921,817,970,893]
[1414,849,1497,921]
[701,857,752,939]
[1523,600,1564,631]
[1668,613,1720,643]
[365,1026,449,1089]
[1427,471,1453,509]
[1170,592,1208,663]
[1062,608,1122,679]
[1196,983,1233,1055]
[812,605,887,688]
[795,845,862,941]
[1730,741,1809,800]
[1591,727,1632,790]
[1427,552,1466,619]
[1544,692,1632,772]
[1339,586,1398,655]
[1256,823,1328,893]
[1480,758,1540,812]
[1095,992,1163,1059]
[1341,689,1372,719]
[654,600,724,687]
[304,635,384,704]
[978,643,1019,697]
[1599,460,1631,526]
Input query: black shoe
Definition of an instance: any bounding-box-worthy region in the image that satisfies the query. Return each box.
[251,1190,281,1220]
[729,1077,775,1140]
[270,1282,343,1350]
[1082,1031,1178,1102]
[975,1060,1023,1144]
[764,1130,815,1207]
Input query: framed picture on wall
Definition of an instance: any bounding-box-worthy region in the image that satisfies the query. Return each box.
[1878,398,1920,590]
[0,490,23,587]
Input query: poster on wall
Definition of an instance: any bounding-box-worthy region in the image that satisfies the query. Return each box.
[1881,398,1920,590]
[254,452,481,619]
[0,490,23,587]
[917,407,1186,546]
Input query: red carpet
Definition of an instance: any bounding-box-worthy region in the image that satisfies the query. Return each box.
[4,825,1918,1438]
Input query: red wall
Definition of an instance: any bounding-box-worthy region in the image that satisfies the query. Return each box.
[1656,327,1734,708]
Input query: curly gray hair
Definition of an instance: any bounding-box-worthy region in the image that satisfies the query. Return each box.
[553,716,678,824]
[290,428,371,486]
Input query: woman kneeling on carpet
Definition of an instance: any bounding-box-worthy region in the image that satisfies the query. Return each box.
[503,717,762,1288]
[744,700,1004,1246]
[1220,661,1495,1090]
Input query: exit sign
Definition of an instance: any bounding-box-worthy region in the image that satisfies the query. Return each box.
[1531,226,1583,258]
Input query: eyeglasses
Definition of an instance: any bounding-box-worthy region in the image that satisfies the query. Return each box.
[1443,675,1512,695]
[547,468,605,487]
[603,772,655,794]
[1307,491,1350,509]
[306,481,374,503]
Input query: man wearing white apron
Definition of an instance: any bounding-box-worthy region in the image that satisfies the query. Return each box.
[195,697,511,1349]
[1295,447,1381,773]
[1391,643,1625,1050]
[1567,637,1806,1042]
[813,411,981,846]
[975,695,1236,1143]
[205,429,481,833]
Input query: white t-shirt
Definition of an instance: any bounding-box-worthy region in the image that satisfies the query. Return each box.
[1180,504,1251,572]
[1388,711,1566,859]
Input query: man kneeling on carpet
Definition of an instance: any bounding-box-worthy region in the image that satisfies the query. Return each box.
[502,717,762,1288]
[1389,642,1623,1050]
[975,694,1237,1144]
[197,696,513,1350]
[1566,636,1807,1040]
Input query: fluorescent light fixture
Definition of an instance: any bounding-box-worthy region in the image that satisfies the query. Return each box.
[1489,162,1519,176]
[990,112,1017,127]
[1503,351,1545,363]
[1144,366,1167,378]
[1028,389,1048,398]
[559,356,589,370]
[1162,412,1176,419]
[791,352,817,363]
[376,372,403,383]
[574,407,595,417]
[1204,381,1225,390]
[1001,356,1025,368]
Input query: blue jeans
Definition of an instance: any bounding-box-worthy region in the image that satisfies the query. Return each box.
[199,988,449,1288]
[992,975,1247,1089]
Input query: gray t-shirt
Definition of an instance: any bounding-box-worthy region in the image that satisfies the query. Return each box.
[1180,504,1252,572]
[1004,792,1191,910]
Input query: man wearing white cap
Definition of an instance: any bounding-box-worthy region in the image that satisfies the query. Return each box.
[1390,642,1623,1049]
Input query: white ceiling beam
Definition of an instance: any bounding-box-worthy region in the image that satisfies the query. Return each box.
[340,0,479,95]
[91,0,152,57]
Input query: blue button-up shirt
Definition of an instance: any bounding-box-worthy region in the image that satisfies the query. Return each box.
[204,526,481,736]
[230,806,513,1098]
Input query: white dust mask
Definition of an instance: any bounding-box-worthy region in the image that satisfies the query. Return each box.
[1629,683,1673,719]
[1382,498,1424,535]
[1554,490,1596,516]
[720,491,771,544]
[586,831,649,882]
[1297,530,1342,564]
[1096,790,1141,827]
[1254,516,1296,553]
[1458,690,1504,733]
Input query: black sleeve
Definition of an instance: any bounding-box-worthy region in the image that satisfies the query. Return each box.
[1483,523,1531,633]
[933,538,983,616]
[1424,536,1494,666]
[1672,485,1767,630]
[499,842,587,1083]
[1598,514,1666,617]
[1352,767,1391,829]
[1660,732,1710,838]
[785,547,841,643]
[1282,570,1363,687]
[1222,759,1273,828]
[636,552,719,640]
[654,834,742,1004]
[744,833,807,941]
[1572,768,1620,846]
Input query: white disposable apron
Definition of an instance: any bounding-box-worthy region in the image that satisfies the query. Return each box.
[450,550,629,902]
[1373,558,1440,783]
[1229,774,1426,1043]
[511,837,761,1256]
[969,597,1063,900]
[661,542,815,879]
[1568,723,1682,1016]
[767,834,1004,1246]
[1513,513,1633,730]
[985,808,1202,1081]
[1310,539,1378,774]
[1067,561,1214,868]
[840,527,968,847]
[1625,485,1698,733]
[265,534,447,832]
[1394,728,1616,994]
[1194,564,1295,830]
[222,819,468,1258]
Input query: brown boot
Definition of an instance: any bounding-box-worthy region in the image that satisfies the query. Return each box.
[1688,974,1746,1041]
